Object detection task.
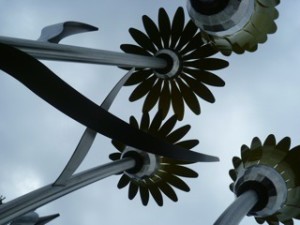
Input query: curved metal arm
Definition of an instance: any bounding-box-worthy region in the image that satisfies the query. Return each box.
[0,43,219,163]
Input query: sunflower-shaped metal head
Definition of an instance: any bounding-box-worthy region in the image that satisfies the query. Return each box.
[230,134,300,225]
[187,0,280,55]
[121,7,229,120]
[109,112,200,206]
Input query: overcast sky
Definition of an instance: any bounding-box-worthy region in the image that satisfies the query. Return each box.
[1,1,300,225]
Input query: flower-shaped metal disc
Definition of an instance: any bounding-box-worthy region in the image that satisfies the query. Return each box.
[230,134,300,225]
[121,7,228,120]
[203,0,280,55]
[109,112,200,206]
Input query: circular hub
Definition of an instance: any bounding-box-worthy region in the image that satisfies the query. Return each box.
[154,49,182,79]
[121,147,160,180]
[233,165,288,217]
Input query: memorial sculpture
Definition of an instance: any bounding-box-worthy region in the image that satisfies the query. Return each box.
[0,0,292,225]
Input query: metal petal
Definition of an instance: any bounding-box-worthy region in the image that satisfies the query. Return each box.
[142,15,163,49]
[255,218,265,224]
[183,69,225,87]
[251,137,262,150]
[263,134,276,147]
[129,28,158,53]
[176,139,199,150]
[111,140,125,151]
[184,58,229,71]
[128,182,139,200]
[109,152,121,161]
[276,137,291,152]
[148,111,163,134]
[148,184,163,206]
[170,7,185,48]
[158,8,171,47]
[124,69,153,86]
[143,79,162,113]
[157,182,178,202]
[162,172,190,192]
[159,81,171,118]
[284,145,300,186]
[183,44,218,60]
[120,44,152,56]
[232,157,242,169]
[140,113,150,131]
[176,78,201,115]
[163,165,198,178]
[129,116,139,129]
[180,32,204,55]
[181,73,215,103]
[166,125,191,144]
[282,219,294,225]
[175,20,198,52]
[157,114,177,138]
[117,174,131,189]
[229,169,237,181]
[129,75,157,101]
[170,81,184,120]
[139,185,150,206]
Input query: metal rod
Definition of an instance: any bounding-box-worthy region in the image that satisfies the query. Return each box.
[0,157,135,225]
[0,36,167,69]
[213,190,258,225]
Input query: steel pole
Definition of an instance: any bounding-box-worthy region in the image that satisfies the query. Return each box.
[0,158,135,225]
[213,190,258,225]
[0,36,167,69]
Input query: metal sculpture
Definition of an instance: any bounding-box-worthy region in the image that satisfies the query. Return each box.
[121,7,228,120]
[214,135,300,225]
[0,1,289,225]
[110,112,199,206]
[187,0,280,55]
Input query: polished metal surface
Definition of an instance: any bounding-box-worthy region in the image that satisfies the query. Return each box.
[187,0,255,36]
[154,49,181,79]
[122,147,160,179]
[38,21,98,43]
[214,190,258,225]
[0,36,167,69]
[233,165,288,217]
[0,158,135,225]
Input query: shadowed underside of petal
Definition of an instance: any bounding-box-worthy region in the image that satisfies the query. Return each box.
[124,69,153,86]
[181,73,215,103]
[143,79,163,112]
[129,75,157,101]
[176,139,199,150]
[183,69,225,87]
[143,15,163,49]
[170,81,184,120]
[158,8,171,48]
[176,78,201,115]
[120,44,152,56]
[129,28,158,53]
[166,125,191,143]
[170,7,185,48]
[158,182,178,202]
[159,81,171,118]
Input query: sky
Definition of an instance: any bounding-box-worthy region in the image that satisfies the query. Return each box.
[0,1,300,225]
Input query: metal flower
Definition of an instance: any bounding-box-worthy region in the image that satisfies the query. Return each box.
[230,134,300,225]
[121,7,228,120]
[203,0,280,55]
[109,112,199,206]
